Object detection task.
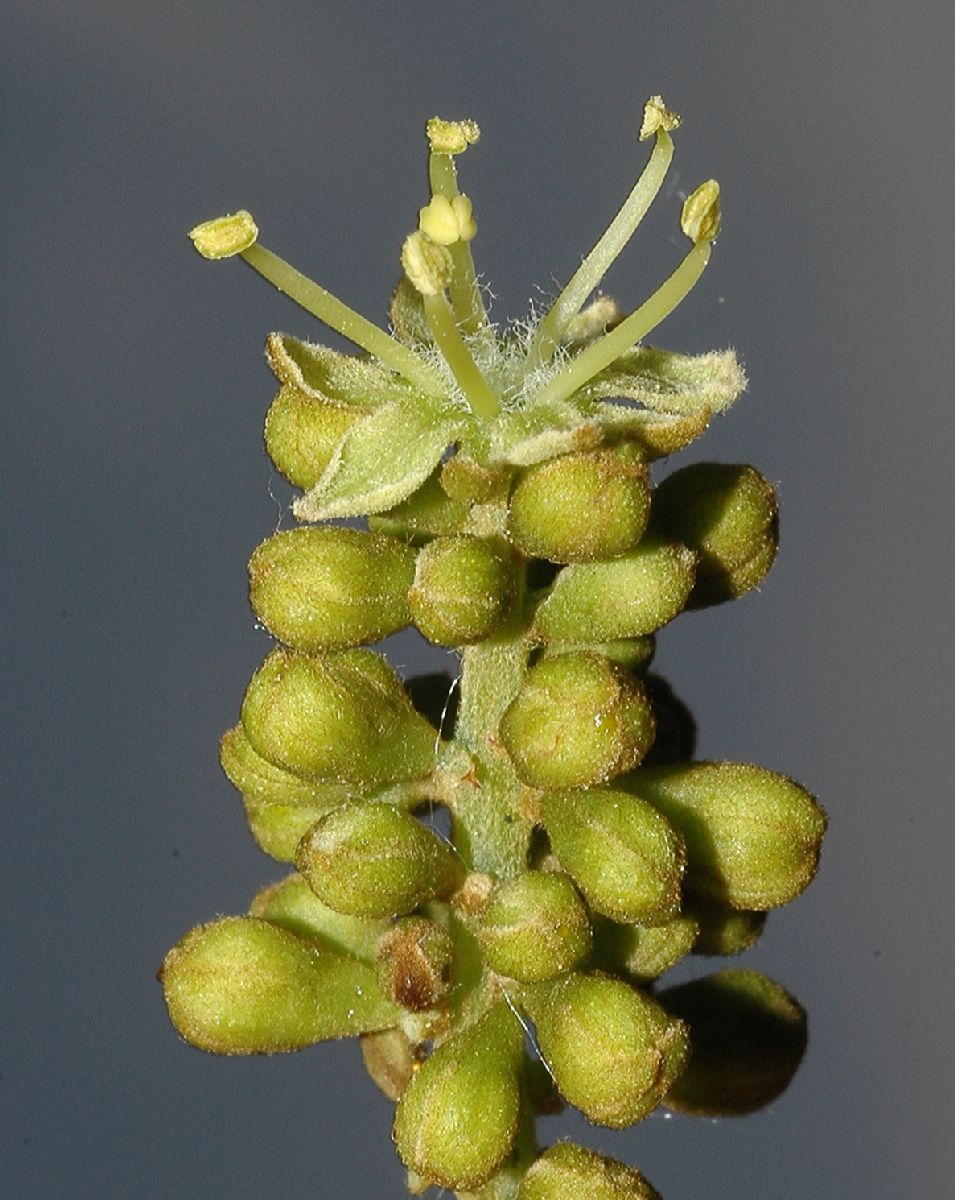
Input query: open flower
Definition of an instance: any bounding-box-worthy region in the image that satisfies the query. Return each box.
[189,98,744,524]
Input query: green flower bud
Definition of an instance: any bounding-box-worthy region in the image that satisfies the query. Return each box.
[540,787,684,925]
[220,723,350,808]
[659,969,807,1116]
[393,1003,524,1190]
[295,802,464,918]
[534,539,696,642]
[368,468,469,542]
[480,872,592,982]
[160,916,396,1054]
[409,535,516,646]
[542,635,655,673]
[248,527,415,650]
[240,648,436,787]
[689,902,766,956]
[520,974,688,1127]
[376,916,455,1011]
[593,913,699,983]
[242,797,338,862]
[250,874,387,963]
[507,446,651,563]
[500,655,655,789]
[519,1143,662,1200]
[650,462,778,606]
[264,384,361,490]
[624,762,827,909]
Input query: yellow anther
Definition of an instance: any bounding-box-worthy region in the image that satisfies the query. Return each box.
[639,95,681,142]
[681,180,721,243]
[188,211,258,259]
[401,231,454,296]
[426,116,481,154]
[418,194,477,245]
[451,195,477,242]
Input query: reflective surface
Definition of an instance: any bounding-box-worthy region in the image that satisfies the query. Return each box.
[3,3,952,1196]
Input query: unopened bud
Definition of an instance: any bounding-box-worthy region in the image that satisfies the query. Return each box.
[296,802,464,918]
[534,539,696,641]
[507,446,651,563]
[188,210,258,259]
[500,654,655,789]
[540,787,684,925]
[393,1003,523,1190]
[160,916,396,1054]
[520,1142,662,1200]
[376,916,455,1011]
[248,527,415,650]
[369,470,469,541]
[593,913,699,983]
[250,874,387,963]
[240,648,436,787]
[520,973,688,1127]
[480,872,592,982]
[624,762,827,909]
[409,535,516,646]
[220,723,349,808]
[690,902,766,956]
[650,462,779,606]
[242,796,339,862]
[360,1027,416,1101]
[660,968,807,1116]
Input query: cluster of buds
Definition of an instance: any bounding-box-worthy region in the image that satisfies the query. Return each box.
[161,100,826,1198]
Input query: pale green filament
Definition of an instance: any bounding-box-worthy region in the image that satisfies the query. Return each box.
[428,152,487,333]
[423,292,500,420]
[525,130,675,372]
[529,239,712,410]
[239,243,445,396]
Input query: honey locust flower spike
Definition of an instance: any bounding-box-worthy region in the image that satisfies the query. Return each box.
[166,106,826,1200]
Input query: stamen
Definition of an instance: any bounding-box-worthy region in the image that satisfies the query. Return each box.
[426,118,487,333]
[528,240,712,411]
[525,98,681,372]
[423,291,500,421]
[238,242,445,396]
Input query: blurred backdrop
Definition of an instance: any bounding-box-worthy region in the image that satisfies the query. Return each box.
[2,2,952,1197]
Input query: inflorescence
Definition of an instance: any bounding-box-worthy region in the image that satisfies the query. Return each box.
[161,98,826,1199]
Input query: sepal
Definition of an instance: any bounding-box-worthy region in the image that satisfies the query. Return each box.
[293,396,467,521]
[265,332,414,408]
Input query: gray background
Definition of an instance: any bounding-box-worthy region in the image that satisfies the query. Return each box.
[3,2,952,1197]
